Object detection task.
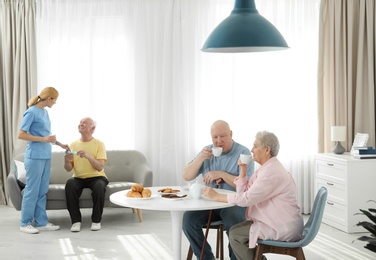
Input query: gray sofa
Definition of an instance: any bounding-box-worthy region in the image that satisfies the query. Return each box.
[7,150,153,221]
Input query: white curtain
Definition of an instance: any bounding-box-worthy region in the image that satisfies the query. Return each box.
[36,0,319,213]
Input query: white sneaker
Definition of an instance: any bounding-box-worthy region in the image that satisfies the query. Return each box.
[20,225,39,234]
[91,222,101,231]
[37,223,60,231]
[71,222,81,232]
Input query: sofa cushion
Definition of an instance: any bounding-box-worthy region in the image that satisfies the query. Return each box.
[14,160,26,189]
[50,152,72,184]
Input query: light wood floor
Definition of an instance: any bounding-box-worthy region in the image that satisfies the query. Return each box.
[0,205,374,259]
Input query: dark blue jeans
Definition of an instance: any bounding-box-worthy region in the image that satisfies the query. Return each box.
[183,206,246,260]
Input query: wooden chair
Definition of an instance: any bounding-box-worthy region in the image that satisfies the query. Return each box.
[186,220,225,260]
[254,187,328,260]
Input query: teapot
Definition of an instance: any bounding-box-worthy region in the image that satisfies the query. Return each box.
[189,182,203,199]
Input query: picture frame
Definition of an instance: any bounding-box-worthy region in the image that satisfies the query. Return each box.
[350,133,369,155]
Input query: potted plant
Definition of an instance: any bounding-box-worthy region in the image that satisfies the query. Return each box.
[355,200,376,253]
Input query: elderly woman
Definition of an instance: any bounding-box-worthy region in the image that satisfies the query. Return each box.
[203,131,304,260]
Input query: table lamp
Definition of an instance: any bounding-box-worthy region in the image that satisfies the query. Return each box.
[331,126,346,154]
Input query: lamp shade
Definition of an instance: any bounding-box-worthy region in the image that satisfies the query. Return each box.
[331,126,346,142]
[201,0,289,53]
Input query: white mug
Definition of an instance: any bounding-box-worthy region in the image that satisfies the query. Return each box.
[240,154,253,164]
[212,147,223,157]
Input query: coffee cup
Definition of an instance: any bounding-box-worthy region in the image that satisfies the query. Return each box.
[212,147,223,157]
[240,154,253,164]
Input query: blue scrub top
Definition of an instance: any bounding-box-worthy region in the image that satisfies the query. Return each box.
[19,105,52,159]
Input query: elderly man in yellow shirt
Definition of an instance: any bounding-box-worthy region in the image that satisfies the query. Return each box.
[64,117,108,232]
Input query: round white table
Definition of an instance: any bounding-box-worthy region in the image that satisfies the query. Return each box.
[110,186,236,260]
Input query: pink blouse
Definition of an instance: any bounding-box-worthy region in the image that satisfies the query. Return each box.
[227,157,304,248]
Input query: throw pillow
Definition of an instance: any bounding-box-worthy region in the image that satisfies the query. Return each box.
[14,160,26,188]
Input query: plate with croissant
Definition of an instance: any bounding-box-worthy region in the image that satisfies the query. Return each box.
[157,188,181,194]
[125,184,156,200]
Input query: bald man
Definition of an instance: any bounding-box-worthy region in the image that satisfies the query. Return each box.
[183,120,254,260]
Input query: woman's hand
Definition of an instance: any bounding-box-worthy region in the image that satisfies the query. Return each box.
[47,135,57,143]
[203,186,228,203]
[55,141,70,151]
[237,158,248,178]
[202,186,217,199]
[237,158,248,167]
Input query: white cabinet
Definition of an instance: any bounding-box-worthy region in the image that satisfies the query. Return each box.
[315,153,376,233]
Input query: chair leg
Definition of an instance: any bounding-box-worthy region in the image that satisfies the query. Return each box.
[187,246,194,260]
[216,228,220,258]
[254,244,267,260]
[186,224,225,260]
[292,248,306,260]
[219,225,224,260]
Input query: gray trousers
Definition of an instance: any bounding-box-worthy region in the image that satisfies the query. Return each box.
[229,220,256,260]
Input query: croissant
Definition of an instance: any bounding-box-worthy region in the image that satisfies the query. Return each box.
[142,188,152,198]
[131,184,144,192]
[127,190,142,198]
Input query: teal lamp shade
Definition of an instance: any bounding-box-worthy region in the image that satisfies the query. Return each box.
[202,0,289,53]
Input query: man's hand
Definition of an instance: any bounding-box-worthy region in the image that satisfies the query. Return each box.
[65,153,74,162]
[198,147,213,161]
[203,171,222,184]
[76,150,89,158]
[75,150,105,171]
[64,153,74,172]
[183,146,213,181]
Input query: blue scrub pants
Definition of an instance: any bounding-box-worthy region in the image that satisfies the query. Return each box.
[183,206,246,260]
[21,158,51,227]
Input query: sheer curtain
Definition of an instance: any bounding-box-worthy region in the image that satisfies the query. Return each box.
[36,0,319,213]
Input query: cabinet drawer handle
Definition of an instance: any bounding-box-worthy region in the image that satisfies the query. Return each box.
[327,202,334,205]
[327,163,334,166]
[326,182,334,186]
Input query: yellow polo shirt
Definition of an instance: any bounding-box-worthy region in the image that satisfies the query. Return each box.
[70,138,107,179]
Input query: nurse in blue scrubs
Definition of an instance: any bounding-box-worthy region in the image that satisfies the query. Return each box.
[18,86,69,234]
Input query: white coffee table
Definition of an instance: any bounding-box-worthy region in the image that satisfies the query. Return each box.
[110,186,236,260]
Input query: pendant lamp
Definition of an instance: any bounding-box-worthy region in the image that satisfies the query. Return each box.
[202,0,289,53]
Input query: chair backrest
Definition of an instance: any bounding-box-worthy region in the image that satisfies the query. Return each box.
[300,186,328,247]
